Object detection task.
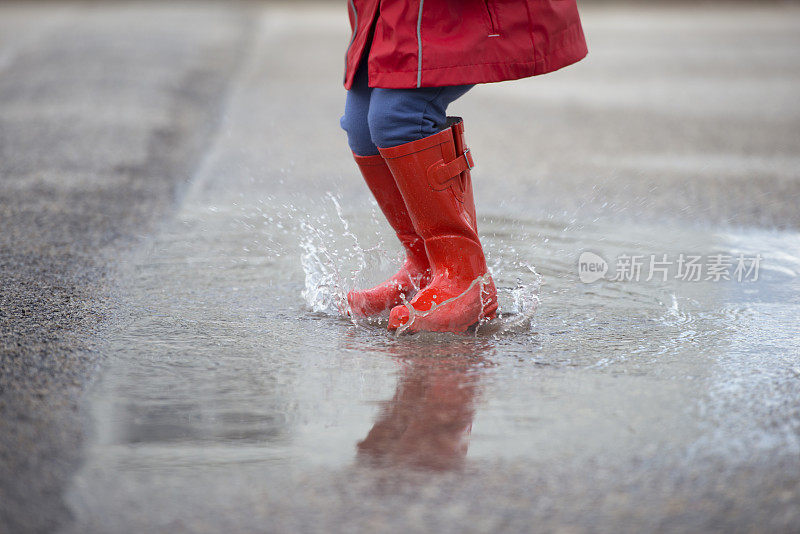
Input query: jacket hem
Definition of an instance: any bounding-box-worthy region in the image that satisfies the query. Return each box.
[363,21,588,89]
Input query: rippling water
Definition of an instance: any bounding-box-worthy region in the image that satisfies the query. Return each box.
[65,188,800,531]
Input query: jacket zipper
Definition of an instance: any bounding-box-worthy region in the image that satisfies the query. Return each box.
[416,0,425,87]
[483,0,500,37]
[344,0,358,82]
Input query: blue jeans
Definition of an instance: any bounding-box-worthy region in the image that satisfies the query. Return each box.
[341,64,473,156]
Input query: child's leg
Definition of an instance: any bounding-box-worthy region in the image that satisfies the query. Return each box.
[340,65,379,156]
[340,66,432,318]
[367,85,473,150]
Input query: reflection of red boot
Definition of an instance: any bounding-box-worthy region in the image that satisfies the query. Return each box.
[347,154,431,318]
[379,118,498,333]
[356,358,478,471]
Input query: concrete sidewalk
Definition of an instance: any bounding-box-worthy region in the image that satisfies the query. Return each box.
[0,3,253,532]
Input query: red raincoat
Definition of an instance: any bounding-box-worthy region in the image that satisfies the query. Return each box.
[344,0,588,89]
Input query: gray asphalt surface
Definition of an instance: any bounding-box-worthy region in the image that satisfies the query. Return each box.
[1,2,799,533]
[0,3,251,532]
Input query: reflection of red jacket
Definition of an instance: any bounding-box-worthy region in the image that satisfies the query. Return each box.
[344,0,588,89]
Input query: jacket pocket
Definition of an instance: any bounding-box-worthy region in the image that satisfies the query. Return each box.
[483,0,500,36]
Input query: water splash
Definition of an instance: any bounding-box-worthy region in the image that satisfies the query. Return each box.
[298,196,544,334]
[499,263,542,331]
[299,219,348,314]
[299,193,388,316]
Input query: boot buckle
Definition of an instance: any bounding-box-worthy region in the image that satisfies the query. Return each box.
[463,148,474,170]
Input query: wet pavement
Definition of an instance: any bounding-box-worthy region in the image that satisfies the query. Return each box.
[2,2,800,533]
[0,3,249,532]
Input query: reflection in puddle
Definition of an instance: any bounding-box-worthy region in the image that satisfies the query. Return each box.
[356,349,486,472]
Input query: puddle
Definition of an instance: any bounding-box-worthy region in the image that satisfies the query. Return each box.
[65,189,800,531]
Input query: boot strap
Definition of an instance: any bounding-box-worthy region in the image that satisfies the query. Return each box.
[427,148,474,195]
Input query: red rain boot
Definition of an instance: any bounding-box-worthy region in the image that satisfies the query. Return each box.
[347,154,431,318]
[378,118,498,333]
